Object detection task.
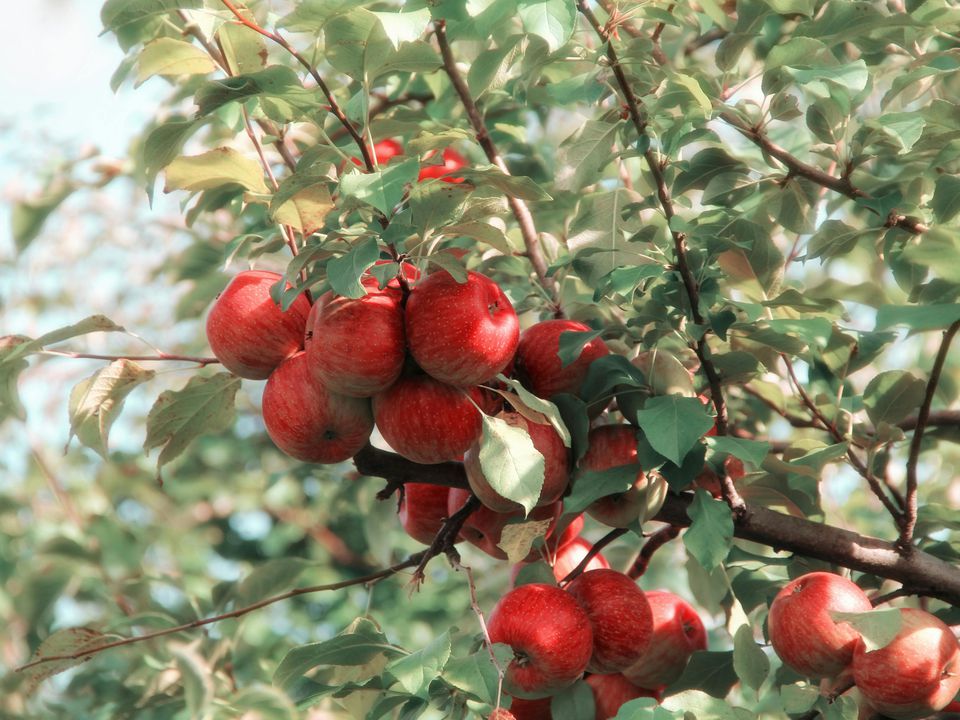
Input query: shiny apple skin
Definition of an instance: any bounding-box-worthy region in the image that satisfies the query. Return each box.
[515,319,610,399]
[398,483,452,545]
[622,590,707,688]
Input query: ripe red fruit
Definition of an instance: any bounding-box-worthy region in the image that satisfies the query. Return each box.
[622,590,707,688]
[261,352,374,463]
[852,607,960,719]
[515,320,610,399]
[405,270,519,387]
[487,583,594,699]
[505,696,552,720]
[418,147,468,183]
[306,285,405,397]
[767,571,872,678]
[464,411,570,513]
[564,569,654,674]
[374,375,485,464]
[398,483,452,545]
[350,138,404,167]
[206,270,310,380]
[550,536,610,583]
[548,514,584,554]
[578,425,650,528]
[448,488,561,561]
[586,674,660,720]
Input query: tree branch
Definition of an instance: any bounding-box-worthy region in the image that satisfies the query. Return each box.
[628,524,681,579]
[900,320,960,550]
[720,112,928,235]
[433,20,560,312]
[219,0,375,172]
[16,555,423,672]
[355,449,960,606]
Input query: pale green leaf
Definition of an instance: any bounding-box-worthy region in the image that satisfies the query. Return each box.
[478,414,545,515]
[684,490,734,571]
[136,38,216,85]
[164,148,269,194]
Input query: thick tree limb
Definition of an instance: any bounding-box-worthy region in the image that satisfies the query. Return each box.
[356,449,960,607]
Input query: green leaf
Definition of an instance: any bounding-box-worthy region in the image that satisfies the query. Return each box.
[11,183,76,253]
[568,189,645,285]
[551,680,595,720]
[830,608,901,652]
[669,73,713,119]
[517,0,576,52]
[231,558,312,609]
[171,644,213,718]
[274,620,405,691]
[706,437,769,468]
[339,158,420,215]
[194,66,315,119]
[457,166,552,201]
[101,0,200,31]
[440,221,513,254]
[323,9,394,81]
[387,632,451,696]
[143,373,241,481]
[684,489,734,571]
[661,689,740,720]
[442,644,514,705]
[327,238,381,299]
[781,683,819,714]
[20,628,124,694]
[874,113,926,154]
[875,304,960,331]
[862,371,926,428]
[477,414,545,515]
[493,375,572,448]
[164,148,269,194]
[666,650,739,699]
[143,117,202,186]
[732,625,769,694]
[932,174,960,223]
[67,360,156,457]
[371,8,432,48]
[555,120,621,191]
[136,38,216,85]
[557,329,603,370]
[217,21,268,75]
[674,149,749,196]
[805,220,872,260]
[2,315,124,367]
[634,396,715,466]
[565,464,643,515]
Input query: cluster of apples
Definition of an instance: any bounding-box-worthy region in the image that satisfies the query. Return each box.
[482,567,706,720]
[768,571,960,719]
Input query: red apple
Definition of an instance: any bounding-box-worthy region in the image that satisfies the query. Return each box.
[206,270,311,380]
[487,583,594,699]
[262,351,374,463]
[306,285,405,397]
[767,571,872,678]
[398,483,451,545]
[448,488,561,561]
[564,569,654,674]
[547,514,584,554]
[374,375,485,464]
[418,147,467,183]
[693,456,745,498]
[579,425,650,528]
[464,411,570,513]
[504,697,552,720]
[550,536,610,583]
[852,607,960,719]
[586,674,660,720]
[405,270,519,387]
[350,138,404,167]
[622,590,707,688]
[515,320,610,399]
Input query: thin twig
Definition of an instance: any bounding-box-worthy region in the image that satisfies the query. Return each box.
[433,20,559,312]
[457,563,506,711]
[870,586,916,607]
[219,0,375,171]
[900,320,960,550]
[628,525,680,579]
[782,356,904,520]
[557,528,628,586]
[720,112,928,235]
[16,555,422,672]
[41,350,219,366]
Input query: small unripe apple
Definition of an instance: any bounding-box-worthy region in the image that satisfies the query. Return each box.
[622,590,707,688]
[405,270,519,387]
[487,583,594,699]
[564,569,654,674]
[586,674,660,720]
[515,319,610,399]
[206,270,310,380]
[262,351,374,463]
[852,607,960,719]
[306,284,405,397]
[464,411,570,513]
[374,375,485,464]
[397,483,452,545]
[767,571,872,678]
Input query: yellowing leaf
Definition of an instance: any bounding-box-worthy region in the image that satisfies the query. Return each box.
[165,148,269,194]
[136,38,216,85]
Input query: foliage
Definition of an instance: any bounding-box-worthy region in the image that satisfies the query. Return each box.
[3,0,960,718]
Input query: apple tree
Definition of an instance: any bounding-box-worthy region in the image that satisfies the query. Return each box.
[4,0,960,718]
